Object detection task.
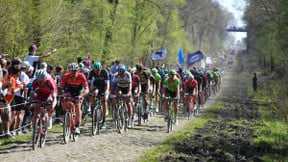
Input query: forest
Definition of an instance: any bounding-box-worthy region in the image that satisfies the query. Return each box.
[0,0,232,67]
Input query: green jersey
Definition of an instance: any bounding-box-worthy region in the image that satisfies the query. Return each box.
[164,76,180,92]
[154,73,161,82]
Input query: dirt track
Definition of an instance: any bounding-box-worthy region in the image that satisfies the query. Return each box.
[0,55,259,162]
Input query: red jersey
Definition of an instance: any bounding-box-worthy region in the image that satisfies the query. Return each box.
[32,76,58,102]
[132,74,140,88]
[60,72,88,96]
[184,79,198,88]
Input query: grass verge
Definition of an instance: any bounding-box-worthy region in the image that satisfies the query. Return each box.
[139,101,223,162]
[242,67,288,161]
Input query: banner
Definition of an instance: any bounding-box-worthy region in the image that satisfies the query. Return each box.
[152,49,167,60]
[177,48,185,64]
[186,50,204,67]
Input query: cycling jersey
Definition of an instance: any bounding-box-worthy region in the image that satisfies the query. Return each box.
[184,79,198,93]
[164,76,180,92]
[137,71,149,85]
[32,76,57,102]
[60,72,88,97]
[88,69,109,92]
[150,75,155,86]
[153,73,161,90]
[132,74,140,88]
[201,73,208,88]
[112,71,131,88]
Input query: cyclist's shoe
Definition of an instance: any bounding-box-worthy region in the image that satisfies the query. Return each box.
[143,112,148,121]
[127,117,133,128]
[174,119,178,125]
[75,127,81,134]
[47,117,53,130]
[101,122,106,130]
[164,115,168,122]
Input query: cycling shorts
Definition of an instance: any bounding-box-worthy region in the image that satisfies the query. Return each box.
[117,87,130,95]
[185,87,195,94]
[141,84,148,93]
[165,88,177,98]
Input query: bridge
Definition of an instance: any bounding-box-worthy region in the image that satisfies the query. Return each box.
[226,27,247,32]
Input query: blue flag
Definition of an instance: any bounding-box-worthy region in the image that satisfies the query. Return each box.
[152,49,167,60]
[177,48,185,64]
[186,50,204,67]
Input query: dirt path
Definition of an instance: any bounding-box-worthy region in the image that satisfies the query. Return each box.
[0,55,248,162]
[161,54,261,161]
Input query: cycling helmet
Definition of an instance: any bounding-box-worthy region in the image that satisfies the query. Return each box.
[136,63,143,71]
[79,63,84,70]
[188,73,194,80]
[93,62,101,70]
[35,69,48,80]
[168,69,176,75]
[151,68,157,75]
[118,65,126,73]
[67,63,79,71]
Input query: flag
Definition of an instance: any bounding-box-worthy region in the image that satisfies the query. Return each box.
[186,50,204,67]
[152,49,167,60]
[85,52,91,67]
[177,48,185,64]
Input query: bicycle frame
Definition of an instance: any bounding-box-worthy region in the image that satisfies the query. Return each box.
[31,100,51,150]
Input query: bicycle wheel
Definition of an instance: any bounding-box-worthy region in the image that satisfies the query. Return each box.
[40,113,48,148]
[167,109,173,133]
[81,97,89,126]
[92,106,99,136]
[63,111,71,144]
[117,106,125,133]
[72,112,79,142]
[137,104,142,126]
[32,115,41,150]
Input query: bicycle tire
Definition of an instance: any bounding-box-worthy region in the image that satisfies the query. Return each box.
[167,109,173,133]
[137,104,142,126]
[40,113,48,148]
[32,115,41,150]
[97,108,102,134]
[81,97,89,126]
[118,105,125,133]
[72,112,79,142]
[63,111,71,144]
[92,106,99,136]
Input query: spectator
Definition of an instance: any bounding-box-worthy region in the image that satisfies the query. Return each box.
[253,73,258,92]
[24,43,57,74]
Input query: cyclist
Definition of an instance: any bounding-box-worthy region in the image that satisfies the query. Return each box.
[135,63,150,121]
[88,62,110,129]
[31,70,57,130]
[184,72,198,113]
[60,63,89,134]
[163,69,180,125]
[147,68,155,113]
[131,68,141,107]
[151,68,161,112]
[111,65,133,128]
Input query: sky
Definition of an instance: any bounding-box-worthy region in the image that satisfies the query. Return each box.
[215,0,247,42]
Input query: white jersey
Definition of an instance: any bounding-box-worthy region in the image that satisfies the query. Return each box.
[112,71,131,88]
